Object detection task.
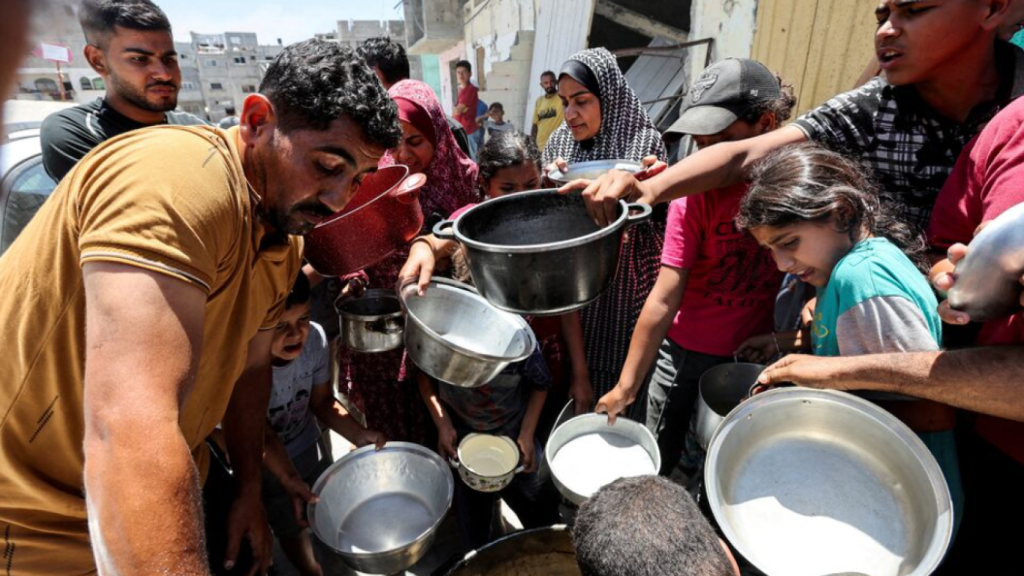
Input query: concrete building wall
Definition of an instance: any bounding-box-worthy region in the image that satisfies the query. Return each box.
[687,0,757,82]
[462,0,537,131]
[337,20,406,52]
[437,41,467,116]
[192,32,270,121]
[16,0,96,102]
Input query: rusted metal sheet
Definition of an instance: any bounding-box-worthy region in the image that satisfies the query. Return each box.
[752,0,877,116]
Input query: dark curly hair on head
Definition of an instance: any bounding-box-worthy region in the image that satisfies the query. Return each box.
[477,131,541,186]
[260,39,401,149]
[737,143,928,272]
[357,36,410,86]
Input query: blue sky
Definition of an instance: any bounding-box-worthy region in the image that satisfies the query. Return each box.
[159,0,405,45]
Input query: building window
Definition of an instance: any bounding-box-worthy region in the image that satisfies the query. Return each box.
[79,77,93,91]
[182,81,196,91]
[234,56,246,64]
[241,85,256,94]
[205,59,218,67]
[92,77,105,90]
[230,36,242,44]
[210,82,224,91]
[34,78,59,96]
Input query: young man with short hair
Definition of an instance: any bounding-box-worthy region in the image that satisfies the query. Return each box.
[573,476,740,576]
[357,36,470,155]
[531,70,563,151]
[0,39,401,575]
[40,0,207,181]
[573,0,1022,234]
[453,59,480,152]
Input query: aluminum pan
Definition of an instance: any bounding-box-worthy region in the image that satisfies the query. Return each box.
[546,159,643,185]
[705,388,952,576]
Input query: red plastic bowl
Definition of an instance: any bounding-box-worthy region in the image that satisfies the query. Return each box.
[305,165,426,277]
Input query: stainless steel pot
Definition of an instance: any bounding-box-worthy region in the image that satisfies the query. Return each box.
[433,189,653,315]
[308,442,454,575]
[947,200,1024,322]
[438,525,580,576]
[335,289,404,353]
[399,277,537,388]
[705,388,952,576]
[695,362,764,449]
[545,413,661,505]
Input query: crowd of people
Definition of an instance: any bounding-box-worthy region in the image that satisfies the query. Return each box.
[1,0,1024,575]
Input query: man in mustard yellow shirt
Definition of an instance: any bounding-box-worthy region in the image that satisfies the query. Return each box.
[0,39,400,575]
[531,70,564,152]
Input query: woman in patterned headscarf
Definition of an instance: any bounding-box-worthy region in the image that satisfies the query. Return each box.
[543,47,668,421]
[338,79,479,445]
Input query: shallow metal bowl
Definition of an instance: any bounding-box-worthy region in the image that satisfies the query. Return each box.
[308,442,454,575]
[400,278,537,388]
[705,389,952,576]
[547,159,643,185]
[438,525,580,576]
[545,413,661,506]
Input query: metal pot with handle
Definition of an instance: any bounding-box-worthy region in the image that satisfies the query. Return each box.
[449,433,524,493]
[694,362,765,449]
[335,289,404,353]
[305,165,426,277]
[433,189,653,315]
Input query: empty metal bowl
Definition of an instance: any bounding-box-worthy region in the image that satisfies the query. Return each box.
[705,388,952,576]
[308,442,454,575]
[545,413,661,505]
[400,278,537,388]
[546,159,643,185]
[336,289,404,353]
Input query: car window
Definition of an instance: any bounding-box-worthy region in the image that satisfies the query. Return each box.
[1,157,57,255]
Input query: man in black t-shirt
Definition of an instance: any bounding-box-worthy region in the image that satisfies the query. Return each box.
[40,0,206,181]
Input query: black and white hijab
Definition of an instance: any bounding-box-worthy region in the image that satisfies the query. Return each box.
[542,47,667,166]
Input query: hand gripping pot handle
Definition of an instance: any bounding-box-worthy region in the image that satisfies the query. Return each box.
[624,202,653,227]
[432,219,456,241]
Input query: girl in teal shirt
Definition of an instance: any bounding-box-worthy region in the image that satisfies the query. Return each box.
[737,143,962,531]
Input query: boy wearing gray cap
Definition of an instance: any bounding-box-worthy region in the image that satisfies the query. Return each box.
[597,59,797,477]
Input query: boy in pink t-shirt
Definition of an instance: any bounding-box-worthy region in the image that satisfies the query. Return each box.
[596,59,794,475]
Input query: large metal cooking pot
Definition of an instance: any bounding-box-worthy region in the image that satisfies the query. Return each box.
[308,442,453,575]
[433,189,653,315]
[705,388,952,576]
[437,525,580,576]
[947,200,1024,322]
[335,289,404,353]
[546,413,661,506]
[399,277,537,388]
[305,165,426,277]
[695,363,764,449]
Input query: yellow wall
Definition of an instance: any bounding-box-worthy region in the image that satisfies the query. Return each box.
[752,0,879,116]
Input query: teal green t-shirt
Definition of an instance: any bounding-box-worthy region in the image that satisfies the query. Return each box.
[811,238,941,357]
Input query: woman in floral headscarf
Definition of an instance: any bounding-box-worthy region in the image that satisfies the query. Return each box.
[338,79,479,444]
[543,47,668,421]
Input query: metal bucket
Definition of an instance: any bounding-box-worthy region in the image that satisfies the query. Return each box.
[545,413,661,505]
[308,442,454,575]
[336,289,404,353]
[694,362,764,449]
[399,277,536,388]
[705,388,953,576]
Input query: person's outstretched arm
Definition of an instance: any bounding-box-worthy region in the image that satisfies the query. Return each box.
[563,126,807,226]
[82,262,210,575]
[758,347,1024,422]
